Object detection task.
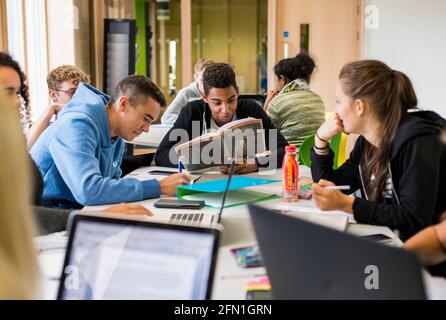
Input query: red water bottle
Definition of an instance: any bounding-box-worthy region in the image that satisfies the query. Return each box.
[282,146,299,202]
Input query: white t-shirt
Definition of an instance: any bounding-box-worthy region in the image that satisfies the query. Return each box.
[209,115,236,133]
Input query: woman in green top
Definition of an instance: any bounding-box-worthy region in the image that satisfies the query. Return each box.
[264,53,325,150]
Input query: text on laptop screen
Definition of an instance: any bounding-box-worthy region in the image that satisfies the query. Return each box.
[60,220,216,300]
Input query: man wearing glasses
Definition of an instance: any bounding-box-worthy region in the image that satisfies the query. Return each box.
[48,65,90,105]
[26,65,90,149]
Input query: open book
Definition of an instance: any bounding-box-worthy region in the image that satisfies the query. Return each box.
[175,118,267,172]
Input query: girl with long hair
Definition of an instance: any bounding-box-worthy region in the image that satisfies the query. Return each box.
[311,60,446,240]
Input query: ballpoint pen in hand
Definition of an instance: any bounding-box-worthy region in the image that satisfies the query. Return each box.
[323,185,350,190]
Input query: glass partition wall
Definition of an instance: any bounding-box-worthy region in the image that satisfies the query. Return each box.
[191,0,268,94]
[146,0,268,103]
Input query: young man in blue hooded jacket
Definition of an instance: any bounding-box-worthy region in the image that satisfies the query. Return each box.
[31,75,190,209]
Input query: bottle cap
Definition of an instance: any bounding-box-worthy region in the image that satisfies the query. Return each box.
[285,146,296,153]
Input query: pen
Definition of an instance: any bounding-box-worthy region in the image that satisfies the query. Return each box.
[323,185,350,190]
[178,160,183,173]
[193,176,201,183]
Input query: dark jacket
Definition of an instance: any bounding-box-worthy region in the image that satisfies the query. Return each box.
[155,99,289,168]
[30,156,43,206]
[32,206,71,235]
[311,110,446,240]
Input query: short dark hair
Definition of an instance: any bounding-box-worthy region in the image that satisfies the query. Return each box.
[110,75,166,108]
[202,63,237,96]
[274,52,316,84]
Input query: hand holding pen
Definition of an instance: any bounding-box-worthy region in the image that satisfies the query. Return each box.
[312,179,354,214]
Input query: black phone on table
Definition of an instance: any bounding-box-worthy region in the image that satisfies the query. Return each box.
[360,233,393,242]
[148,170,176,176]
[154,199,205,210]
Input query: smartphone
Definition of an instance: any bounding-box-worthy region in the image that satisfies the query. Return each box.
[154,199,205,210]
[360,233,393,242]
[148,170,176,176]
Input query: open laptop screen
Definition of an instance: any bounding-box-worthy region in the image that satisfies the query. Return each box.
[58,216,219,300]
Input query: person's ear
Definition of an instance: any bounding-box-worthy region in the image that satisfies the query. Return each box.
[118,96,128,112]
[49,90,58,103]
[354,98,366,117]
[279,75,286,85]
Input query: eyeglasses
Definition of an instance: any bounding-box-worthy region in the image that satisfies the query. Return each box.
[55,89,77,96]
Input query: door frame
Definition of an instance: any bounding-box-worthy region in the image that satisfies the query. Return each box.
[0,0,8,51]
[267,0,277,90]
[181,0,192,86]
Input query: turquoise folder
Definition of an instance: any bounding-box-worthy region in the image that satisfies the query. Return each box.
[176,176,280,199]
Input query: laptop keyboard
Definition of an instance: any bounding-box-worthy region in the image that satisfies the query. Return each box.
[169,213,210,225]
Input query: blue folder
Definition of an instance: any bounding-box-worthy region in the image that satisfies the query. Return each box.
[176,176,280,198]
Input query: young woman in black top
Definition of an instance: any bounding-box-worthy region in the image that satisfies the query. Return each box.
[311,60,446,240]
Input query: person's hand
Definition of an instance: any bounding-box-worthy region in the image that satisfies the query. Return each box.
[52,103,64,116]
[220,163,258,175]
[315,113,345,147]
[312,179,354,214]
[441,129,446,144]
[46,103,64,117]
[103,203,153,216]
[263,89,279,111]
[159,173,192,196]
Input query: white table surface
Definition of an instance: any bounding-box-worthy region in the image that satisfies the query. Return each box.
[37,166,446,300]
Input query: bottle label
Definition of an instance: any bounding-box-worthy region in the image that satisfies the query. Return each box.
[283,155,298,194]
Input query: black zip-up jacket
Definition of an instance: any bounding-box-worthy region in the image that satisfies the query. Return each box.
[155,99,289,168]
[311,110,446,240]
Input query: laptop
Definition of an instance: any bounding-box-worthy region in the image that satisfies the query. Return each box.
[57,214,220,300]
[248,205,426,300]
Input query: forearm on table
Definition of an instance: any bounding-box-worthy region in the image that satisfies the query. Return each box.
[404,225,446,266]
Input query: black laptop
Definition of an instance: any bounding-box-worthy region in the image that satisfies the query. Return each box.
[248,205,426,300]
[57,213,220,300]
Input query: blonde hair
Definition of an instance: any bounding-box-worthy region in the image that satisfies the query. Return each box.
[194,59,214,75]
[0,92,38,299]
[47,65,90,91]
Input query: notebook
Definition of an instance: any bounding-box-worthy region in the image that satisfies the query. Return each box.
[183,189,279,209]
[274,209,349,232]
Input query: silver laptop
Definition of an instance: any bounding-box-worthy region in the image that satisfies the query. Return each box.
[58,214,220,300]
[149,208,218,226]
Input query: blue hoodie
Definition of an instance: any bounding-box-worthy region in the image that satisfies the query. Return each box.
[30,83,160,209]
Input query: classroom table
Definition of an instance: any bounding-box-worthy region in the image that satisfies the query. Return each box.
[36,166,446,300]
